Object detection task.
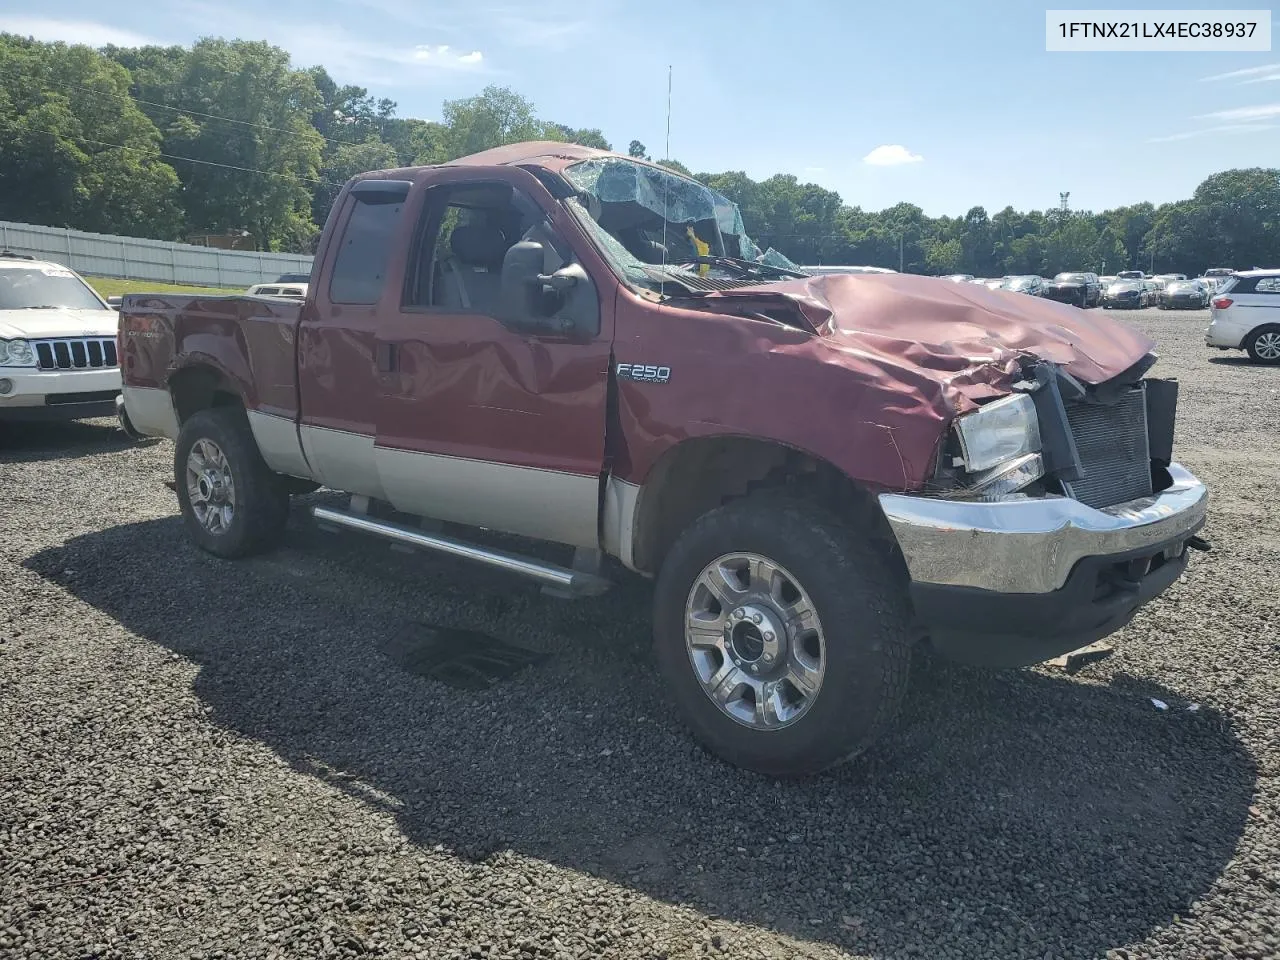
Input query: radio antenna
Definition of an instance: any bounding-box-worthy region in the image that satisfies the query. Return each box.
[660,64,672,297]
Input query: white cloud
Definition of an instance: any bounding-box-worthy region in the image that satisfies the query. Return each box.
[1148,123,1276,143]
[863,144,923,166]
[167,4,487,86]
[1194,102,1280,122]
[411,44,483,66]
[1243,74,1280,85]
[0,16,160,48]
[1201,63,1280,82]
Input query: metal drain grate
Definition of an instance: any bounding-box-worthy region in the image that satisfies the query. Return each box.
[387,624,547,691]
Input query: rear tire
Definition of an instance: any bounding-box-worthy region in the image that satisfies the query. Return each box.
[1245,326,1280,365]
[175,407,290,558]
[652,495,913,777]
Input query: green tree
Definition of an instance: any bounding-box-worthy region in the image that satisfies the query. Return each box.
[0,36,181,237]
[548,124,610,150]
[441,85,550,158]
[1190,168,1280,270]
[380,117,448,167]
[121,38,324,250]
[628,139,648,159]
[925,237,963,275]
[312,138,402,232]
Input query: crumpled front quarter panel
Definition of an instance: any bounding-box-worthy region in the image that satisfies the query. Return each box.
[614,274,1156,493]
[611,295,955,492]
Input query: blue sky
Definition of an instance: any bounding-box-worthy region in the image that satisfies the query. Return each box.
[3,0,1278,216]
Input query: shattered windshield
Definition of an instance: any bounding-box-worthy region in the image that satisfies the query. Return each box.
[562,157,803,295]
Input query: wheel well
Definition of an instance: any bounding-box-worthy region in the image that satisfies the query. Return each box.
[168,366,244,423]
[631,436,902,577]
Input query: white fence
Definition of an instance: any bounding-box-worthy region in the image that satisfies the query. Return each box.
[0,220,314,289]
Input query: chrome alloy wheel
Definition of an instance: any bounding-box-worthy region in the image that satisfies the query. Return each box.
[185,438,236,535]
[685,553,826,730]
[1254,331,1280,361]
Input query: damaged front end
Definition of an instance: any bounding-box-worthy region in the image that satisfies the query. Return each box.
[878,353,1208,669]
[928,353,1180,508]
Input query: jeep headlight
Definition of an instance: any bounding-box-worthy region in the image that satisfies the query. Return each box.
[953,393,1041,471]
[0,338,36,367]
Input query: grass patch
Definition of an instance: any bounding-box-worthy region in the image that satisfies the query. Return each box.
[88,277,241,298]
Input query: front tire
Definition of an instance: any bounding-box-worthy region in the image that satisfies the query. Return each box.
[653,496,912,777]
[175,407,290,558]
[1245,326,1280,365]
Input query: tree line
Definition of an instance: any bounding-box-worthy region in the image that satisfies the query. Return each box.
[1,33,1276,277]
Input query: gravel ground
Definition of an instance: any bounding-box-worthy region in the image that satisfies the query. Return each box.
[1,307,1277,960]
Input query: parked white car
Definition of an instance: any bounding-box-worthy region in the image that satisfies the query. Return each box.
[0,253,121,421]
[246,282,308,299]
[1205,270,1280,364]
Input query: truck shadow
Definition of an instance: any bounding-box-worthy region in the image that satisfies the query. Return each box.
[25,512,1256,958]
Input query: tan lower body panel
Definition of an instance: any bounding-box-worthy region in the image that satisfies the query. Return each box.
[121,385,179,440]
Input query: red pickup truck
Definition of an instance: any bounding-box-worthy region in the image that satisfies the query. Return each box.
[118,142,1208,776]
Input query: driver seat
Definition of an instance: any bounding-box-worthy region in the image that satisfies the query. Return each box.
[438,223,509,313]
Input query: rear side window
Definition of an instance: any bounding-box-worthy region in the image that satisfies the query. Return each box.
[1256,277,1280,294]
[329,194,406,305]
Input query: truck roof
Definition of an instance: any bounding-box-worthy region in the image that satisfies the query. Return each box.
[356,141,696,188]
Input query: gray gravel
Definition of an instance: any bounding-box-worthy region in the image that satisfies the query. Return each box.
[1,306,1278,960]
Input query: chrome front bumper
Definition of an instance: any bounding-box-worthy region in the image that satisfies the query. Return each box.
[878,463,1207,594]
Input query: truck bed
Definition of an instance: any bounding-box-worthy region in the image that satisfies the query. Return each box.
[119,293,302,420]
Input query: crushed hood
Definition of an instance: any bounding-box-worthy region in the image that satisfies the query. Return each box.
[0,307,119,341]
[702,272,1155,414]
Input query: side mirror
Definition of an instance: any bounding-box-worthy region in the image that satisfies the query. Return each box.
[496,241,547,325]
[496,241,596,338]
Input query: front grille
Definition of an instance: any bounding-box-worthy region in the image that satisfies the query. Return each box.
[34,338,118,371]
[1063,386,1153,509]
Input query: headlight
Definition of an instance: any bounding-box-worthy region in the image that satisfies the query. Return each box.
[0,338,36,367]
[953,393,1041,471]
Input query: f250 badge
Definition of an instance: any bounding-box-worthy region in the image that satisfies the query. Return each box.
[616,362,671,384]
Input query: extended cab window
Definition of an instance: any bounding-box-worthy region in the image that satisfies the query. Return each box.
[329,184,408,304]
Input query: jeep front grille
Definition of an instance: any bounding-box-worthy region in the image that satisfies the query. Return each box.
[34,338,118,371]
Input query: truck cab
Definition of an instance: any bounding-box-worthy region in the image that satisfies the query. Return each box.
[119,142,1208,776]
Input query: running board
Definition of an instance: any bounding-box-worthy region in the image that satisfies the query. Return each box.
[310,506,612,596]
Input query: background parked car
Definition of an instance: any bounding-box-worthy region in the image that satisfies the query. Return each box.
[981,277,1009,290]
[1142,279,1164,306]
[1161,279,1211,309]
[1205,270,1280,363]
[1099,275,1117,288]
[0,252,122,421]
[942,274,975,282]
[1002,275,1045,296]
[1102,278,1146,308]
[1042,272,1100,307]
[1117,270,1146,281]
